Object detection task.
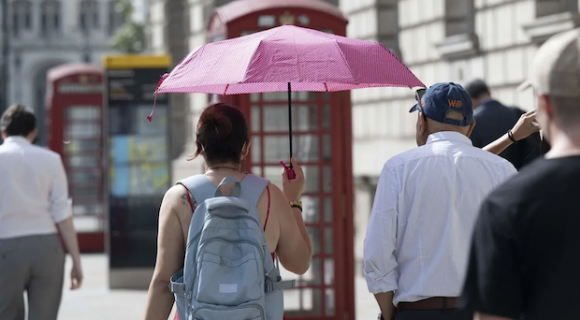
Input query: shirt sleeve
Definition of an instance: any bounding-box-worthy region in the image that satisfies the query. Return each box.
[363,165,399,294]
[49,154,72,222]
[459,197,523,318]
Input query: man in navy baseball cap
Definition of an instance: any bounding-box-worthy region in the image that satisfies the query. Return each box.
[363,81,516,320]
[409,82,476,146]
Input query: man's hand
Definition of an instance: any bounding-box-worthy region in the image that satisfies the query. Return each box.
[374,292,396,320]
[511,109,541,141]
[70,262,83,290]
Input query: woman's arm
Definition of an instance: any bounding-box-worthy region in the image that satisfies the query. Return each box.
[275,158,312,275]
[143,186,187,320]
[483,109,540,155]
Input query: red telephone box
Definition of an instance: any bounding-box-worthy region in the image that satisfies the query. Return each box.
[46,63,105,253]
[207,1,355,319]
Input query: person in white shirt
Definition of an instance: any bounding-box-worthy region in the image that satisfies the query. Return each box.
[0,104,83,320]
[363,83,517,320]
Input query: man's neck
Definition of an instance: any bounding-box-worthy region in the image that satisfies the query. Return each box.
[545,130,580,159]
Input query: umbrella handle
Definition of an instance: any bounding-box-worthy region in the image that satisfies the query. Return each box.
[280,160,296,180]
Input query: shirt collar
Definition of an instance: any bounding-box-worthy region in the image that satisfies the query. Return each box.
[3,136,31,145]
[426,131,473,146]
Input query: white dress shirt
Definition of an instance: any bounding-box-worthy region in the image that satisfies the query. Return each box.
[363,131,517,306]
[0,136,72,239]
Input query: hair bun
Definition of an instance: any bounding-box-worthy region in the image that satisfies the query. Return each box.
[201,112,233,140]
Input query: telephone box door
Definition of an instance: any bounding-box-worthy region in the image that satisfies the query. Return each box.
[224,90,353,320]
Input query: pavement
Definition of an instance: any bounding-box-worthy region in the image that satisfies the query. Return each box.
[57,254,379,320]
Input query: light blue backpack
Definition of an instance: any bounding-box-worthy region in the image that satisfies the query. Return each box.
[169,174,295,320]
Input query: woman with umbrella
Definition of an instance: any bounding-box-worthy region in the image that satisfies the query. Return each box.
[143,103,312,320]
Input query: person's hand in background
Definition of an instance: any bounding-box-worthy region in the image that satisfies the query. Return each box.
[512,109,541,141]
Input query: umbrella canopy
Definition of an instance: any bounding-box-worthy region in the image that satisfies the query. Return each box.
[155,24,424,95]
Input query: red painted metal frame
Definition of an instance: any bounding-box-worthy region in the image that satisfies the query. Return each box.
[46,64,105,253]
[208,2,354,319]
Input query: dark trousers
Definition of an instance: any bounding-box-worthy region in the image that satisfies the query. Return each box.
[394,309,472,320]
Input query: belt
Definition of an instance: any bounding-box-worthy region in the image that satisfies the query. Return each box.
[398,297,458,310]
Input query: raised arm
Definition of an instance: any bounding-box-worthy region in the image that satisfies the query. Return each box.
[483,110,540,155]
[144,185,187,320]
[275,158,313,275]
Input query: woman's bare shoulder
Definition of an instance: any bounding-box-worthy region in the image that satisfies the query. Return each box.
[162,184,193,215]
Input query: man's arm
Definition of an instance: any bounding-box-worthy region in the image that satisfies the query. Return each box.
[363,166,399,320]
[50,155,83,288]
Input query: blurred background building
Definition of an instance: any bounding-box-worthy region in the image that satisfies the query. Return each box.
[0,0,125,145]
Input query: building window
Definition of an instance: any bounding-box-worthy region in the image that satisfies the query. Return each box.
[536,0,578,18]
[108,1,124,35]
[445,0,475,37]
[80,0,100,31]
[40,1,61,36]
[11,1,32,37]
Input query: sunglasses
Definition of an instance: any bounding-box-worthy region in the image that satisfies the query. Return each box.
[415,88,427,103]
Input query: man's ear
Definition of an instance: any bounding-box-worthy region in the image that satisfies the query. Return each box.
[418,113,427,135]
[1,131,6,140]
[466,118,476,137]
[538,94,553,119]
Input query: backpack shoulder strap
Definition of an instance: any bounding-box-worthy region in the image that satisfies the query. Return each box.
[176,174,216,207]
[240,174,269,207]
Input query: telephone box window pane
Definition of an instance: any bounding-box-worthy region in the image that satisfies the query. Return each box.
[251,136,261,163]
[68,155,99,167]
[324,197,332,222]
[325,226,333,254]
[66,106,100,120]
[324,258,334,284]
[323,134,331,160]
[262,105,318,132]
[283,290,300,311]
[70,170,100,185]
[323,165,332,192]
[250,93,260,102]
[302,165,320,192]
[251,166,261,176]
[302,196,320,223]
[263,135,319,162]
[262,91,317,101]
[307,226,320,254]
[66,123,100,138]
[263,166,283,189]
[322,104,331,130]
[72,186,99,199]
[257,15,276,27]
[64,140,100,154]
[251,106,260,132]
[301,288,322,315]
[325,289,335,316]
[322,92,331,100]
[300,256,321,285]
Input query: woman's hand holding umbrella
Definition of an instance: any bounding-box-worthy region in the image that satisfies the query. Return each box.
[281,157,305,202]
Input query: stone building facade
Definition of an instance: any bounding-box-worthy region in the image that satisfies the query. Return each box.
[0,0,124,145]
[344,0,580,272]
[146,0,580,273]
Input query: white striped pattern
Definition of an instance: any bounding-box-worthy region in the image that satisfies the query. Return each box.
[363,132,517,306]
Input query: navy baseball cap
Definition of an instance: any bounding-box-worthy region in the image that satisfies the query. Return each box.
[409,82,474,127]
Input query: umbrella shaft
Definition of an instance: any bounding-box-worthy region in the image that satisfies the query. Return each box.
[288,82,293,168]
